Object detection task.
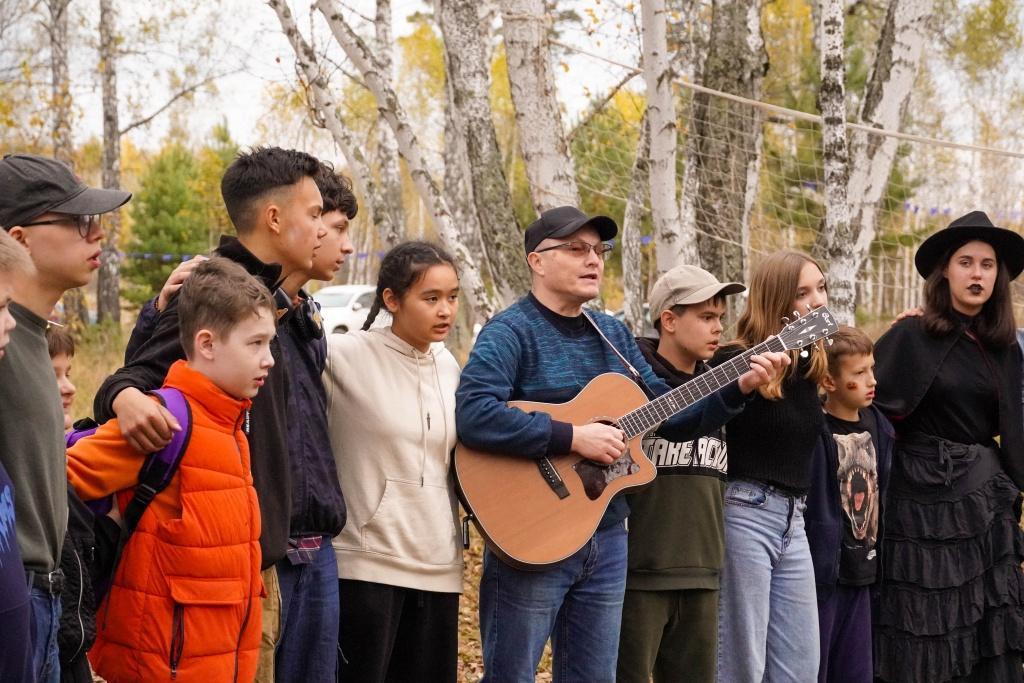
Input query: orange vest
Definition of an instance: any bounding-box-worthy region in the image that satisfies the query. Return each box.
[67,361,263,682]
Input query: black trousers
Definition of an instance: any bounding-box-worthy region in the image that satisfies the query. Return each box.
[337,578,459,683]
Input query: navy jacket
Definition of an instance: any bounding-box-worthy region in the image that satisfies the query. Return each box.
[805,404,894,597]
[275,291,347,537]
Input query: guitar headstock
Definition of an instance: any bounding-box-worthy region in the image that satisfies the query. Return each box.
[776,306,839,352]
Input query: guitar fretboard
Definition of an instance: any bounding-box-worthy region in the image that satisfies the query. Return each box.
[618,336,786,439]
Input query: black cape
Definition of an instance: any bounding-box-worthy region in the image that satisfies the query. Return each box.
[873,316,1024,489]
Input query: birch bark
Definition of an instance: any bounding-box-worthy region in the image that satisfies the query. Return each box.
[438,0,529,303]
[690,0,767,286]
[845,0,933,269]
[270,0,400,249]
[499,0,579,212]
[373,0,405,239]
[642,0,699,278]
[816,0,854,324]
[316,0,497,320]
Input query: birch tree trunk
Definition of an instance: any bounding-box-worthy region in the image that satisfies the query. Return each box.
[499,0,579,212]
[816,0,854,324]
[642,0,699,278]
[97,0,122,324]
[845,0,933,269]
[269,0,400,250]
[622,114,651,336]
[690,0,767,286]
[438,0,529,303]
[48,0,88,330]
[374,0,405,240]
[441,73,489,274]
[316,0,497,320]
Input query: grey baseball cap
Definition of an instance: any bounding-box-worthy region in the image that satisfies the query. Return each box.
[0,153,131,230]
[648,264,745,326]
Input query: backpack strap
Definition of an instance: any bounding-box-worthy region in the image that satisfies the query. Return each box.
[122,388,193,534]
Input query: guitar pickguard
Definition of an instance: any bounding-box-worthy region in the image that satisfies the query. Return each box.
[573,450,641,500]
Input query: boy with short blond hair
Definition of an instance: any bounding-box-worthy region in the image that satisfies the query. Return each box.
[806,325,894,683]
[67,258,275,682]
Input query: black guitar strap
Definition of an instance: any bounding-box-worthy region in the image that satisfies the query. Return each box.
[581,309,657,400]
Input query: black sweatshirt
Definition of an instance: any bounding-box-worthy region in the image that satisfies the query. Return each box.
[710,347,823,495]
[93,237,292,570]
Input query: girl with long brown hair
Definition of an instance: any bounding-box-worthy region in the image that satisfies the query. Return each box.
[714,250,830,681]
[872,212,1024,682]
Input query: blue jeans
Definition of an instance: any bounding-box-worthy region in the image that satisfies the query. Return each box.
[274,539,340,682]
[30,587,61,683]
[717,480,819,682]
[480,520,628,683]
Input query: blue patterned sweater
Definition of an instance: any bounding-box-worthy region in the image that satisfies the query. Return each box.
[455,294,748,529]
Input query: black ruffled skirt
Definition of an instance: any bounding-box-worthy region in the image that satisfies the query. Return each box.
[875,434,1024,682]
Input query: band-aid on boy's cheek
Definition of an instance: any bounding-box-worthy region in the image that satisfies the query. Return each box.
[846,382,859,391]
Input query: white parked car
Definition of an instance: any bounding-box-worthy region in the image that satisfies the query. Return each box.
[313,284,388,334]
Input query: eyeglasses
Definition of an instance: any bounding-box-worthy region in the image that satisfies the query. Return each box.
[534,240,614,260]
[21,215,101,239]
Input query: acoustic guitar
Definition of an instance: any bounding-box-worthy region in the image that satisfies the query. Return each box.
[454,305,838,570]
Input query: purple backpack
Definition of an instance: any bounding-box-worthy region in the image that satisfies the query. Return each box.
[66,388,192,601]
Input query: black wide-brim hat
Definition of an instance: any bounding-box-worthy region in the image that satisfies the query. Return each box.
[914,210,1024,279]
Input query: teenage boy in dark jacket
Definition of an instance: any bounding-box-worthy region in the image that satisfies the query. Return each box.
[617,264,745,683]
[269,162,356,681]
[91,146,326,678]
[805,325,893,683]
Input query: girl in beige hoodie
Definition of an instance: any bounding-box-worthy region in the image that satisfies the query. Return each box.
[325,242,463,683]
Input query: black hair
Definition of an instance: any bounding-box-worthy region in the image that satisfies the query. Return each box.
[362,241,458,331]
[921,241,1016,348]
[314,161,358,220]
[220,146,322,233]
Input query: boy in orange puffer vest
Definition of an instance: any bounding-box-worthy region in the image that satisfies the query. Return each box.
[67,258,275,683]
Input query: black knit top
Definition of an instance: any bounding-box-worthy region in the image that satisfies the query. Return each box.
[711,347,824,495]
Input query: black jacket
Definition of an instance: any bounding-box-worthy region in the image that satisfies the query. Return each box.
[276,290,347,536]
[874,316,1024,489]
[805,404,894,597]
[93,237,292,569]
[57,487,96,679]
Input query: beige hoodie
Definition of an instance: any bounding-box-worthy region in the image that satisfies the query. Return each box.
[325,327,463,593]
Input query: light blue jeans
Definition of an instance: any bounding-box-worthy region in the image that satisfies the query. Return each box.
[717,480,819,682]
[479,520,628,683]
[30,587,61,683]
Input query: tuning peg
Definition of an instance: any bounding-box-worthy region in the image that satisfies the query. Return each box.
[781,316,790,325]
[792,310,800,318]
[805,303,812,312]
[800,348,810,358]
[826,338,834,346]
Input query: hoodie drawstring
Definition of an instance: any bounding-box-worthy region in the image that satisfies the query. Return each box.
[413,348,428,487]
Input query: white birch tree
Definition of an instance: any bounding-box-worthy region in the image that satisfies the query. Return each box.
[499,0,579,212]
[373,0,405,238]
[97,0,122,324]
[622,113,651,336]
[642,0,699,278]
[315,0,498,320]
[437,0,530,302]
[816,0,854,324]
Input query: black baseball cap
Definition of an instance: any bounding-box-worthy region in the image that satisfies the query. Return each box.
[524,206,617,254]
[0,153,132,230]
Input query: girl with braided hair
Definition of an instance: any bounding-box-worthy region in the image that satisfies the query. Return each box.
[324,240,463,683]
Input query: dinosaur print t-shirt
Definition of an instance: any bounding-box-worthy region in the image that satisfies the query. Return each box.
[826,410,880,586]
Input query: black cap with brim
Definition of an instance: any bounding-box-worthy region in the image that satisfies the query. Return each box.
[524,205,618,254]
[0,153,131,230]
[914,210,1024,279]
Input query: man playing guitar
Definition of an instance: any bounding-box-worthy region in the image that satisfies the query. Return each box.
[455,206,789,682]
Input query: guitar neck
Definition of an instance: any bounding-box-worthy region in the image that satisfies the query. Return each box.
[619,337,787,439]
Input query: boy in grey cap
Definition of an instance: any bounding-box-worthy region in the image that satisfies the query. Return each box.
[0,153,130,682]
[617,264,745,683]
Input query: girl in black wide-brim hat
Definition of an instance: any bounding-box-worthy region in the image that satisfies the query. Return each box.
[872,210,1024,682]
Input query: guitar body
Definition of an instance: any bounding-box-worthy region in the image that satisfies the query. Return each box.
[454,372,654,570]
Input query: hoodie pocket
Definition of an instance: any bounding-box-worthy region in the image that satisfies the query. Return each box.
[360,479,458,566]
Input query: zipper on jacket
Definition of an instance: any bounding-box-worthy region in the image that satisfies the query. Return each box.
[70,547,86,660]
[169,604,184,679]
[231,419,252,682]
